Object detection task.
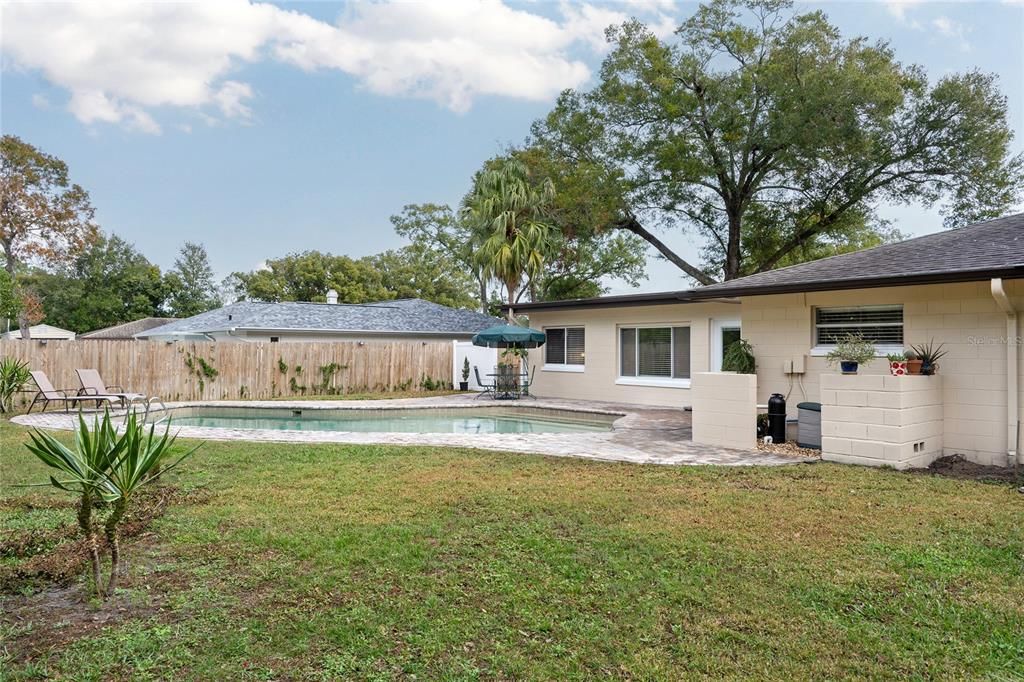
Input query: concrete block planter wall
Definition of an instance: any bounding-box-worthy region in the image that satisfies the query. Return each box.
[692,372,758,450]
[820,374,943,469]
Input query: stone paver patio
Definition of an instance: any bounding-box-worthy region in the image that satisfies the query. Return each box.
[11,394,815,467]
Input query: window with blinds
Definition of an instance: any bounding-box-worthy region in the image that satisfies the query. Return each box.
[814,306,903,345]
[545,327,585,366]
[620,326,691,379]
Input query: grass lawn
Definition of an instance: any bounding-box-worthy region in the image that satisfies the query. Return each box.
[2,417,1023,680]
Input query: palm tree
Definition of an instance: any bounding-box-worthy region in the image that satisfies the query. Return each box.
[463,157,554,320]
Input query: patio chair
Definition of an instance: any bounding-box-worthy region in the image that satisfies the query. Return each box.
[520,364,537,400]
[76,368,146,409]
[473,366,495,400]
[26,370,121,413]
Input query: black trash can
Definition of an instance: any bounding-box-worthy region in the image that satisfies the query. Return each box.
[767,393,787,444]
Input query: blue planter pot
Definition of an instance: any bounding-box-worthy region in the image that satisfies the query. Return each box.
[840,361,859,375]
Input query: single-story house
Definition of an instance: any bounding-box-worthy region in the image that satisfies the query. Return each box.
[514,212,1024,469]
[2,324,76,341]
[79,317,179,340]
[135,296,503,344]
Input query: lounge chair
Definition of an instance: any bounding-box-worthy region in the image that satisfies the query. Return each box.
[27,370,121,413]
[473,366,495,400]
[76,369,146,409]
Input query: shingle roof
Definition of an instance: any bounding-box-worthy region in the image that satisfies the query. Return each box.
[689,212,1024,299]
[135,299,502,338]
[80,317,180,339]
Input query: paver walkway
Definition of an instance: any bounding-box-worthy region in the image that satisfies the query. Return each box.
[12,394,814,467]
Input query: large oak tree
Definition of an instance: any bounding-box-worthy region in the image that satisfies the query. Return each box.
[532,0,1023,283]
[0,135,97,276]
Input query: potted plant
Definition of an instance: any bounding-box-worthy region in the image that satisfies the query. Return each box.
[904,350,923,375]
[886,351,908,377]
[910,340,947,376]
[460,357,470,391]
[826,333,877,375]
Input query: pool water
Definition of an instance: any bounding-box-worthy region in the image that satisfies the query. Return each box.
[172,408,614,434]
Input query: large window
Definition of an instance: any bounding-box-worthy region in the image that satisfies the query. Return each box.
[619,326,690,380]
[545,327,585,367]
[814,306,903,346]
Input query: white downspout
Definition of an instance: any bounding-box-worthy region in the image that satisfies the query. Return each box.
[990,279,1019,467]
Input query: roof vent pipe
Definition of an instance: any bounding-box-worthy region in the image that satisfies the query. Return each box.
[990,278,1019,468]
[326,289,339,305]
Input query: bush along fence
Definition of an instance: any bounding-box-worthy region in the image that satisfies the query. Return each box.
[0,339,454,403]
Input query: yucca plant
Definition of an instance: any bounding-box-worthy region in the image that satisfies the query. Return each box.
[25,411,196,599]
[0,357,31,413]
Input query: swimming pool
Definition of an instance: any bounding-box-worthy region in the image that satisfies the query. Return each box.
[169,406,616,434]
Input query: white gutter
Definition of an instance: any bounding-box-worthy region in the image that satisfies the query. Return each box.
[990,278,1020,467]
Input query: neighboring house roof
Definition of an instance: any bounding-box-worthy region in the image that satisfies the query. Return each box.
[511,212,1024,311]
[2,324,76,340]
[80,317,180,339]
[135,298,503,339]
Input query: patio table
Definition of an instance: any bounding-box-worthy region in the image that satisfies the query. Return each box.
[487,368,525,400]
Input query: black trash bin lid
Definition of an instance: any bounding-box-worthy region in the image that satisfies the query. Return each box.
[796,402,821,412]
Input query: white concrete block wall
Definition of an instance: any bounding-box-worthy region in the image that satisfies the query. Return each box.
[743,281,1022,467]
[820,374,943,469]
[524,302,741,407]
[691,372,757,450]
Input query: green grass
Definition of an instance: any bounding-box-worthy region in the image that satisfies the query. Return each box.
[1,418,1023,680]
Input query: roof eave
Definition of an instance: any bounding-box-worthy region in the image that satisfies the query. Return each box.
[686,267,1024,300]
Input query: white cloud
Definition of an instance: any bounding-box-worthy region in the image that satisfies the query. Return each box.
[30,93,50,110]
[885,0,925,21]
[1,0,662,132]
[931,15,971,51]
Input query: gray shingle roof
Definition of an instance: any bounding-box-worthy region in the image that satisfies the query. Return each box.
[690,213,1024,298]
[81,317,180,339]
[135,299,502,338]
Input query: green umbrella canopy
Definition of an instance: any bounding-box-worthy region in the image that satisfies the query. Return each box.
[472,324,546,348]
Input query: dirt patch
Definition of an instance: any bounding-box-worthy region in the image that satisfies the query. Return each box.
[912,454,1022,485]
[0,536,193,664]
[0,485,209,593]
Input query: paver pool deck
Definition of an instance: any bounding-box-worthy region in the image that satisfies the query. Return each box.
[11,394,815,467]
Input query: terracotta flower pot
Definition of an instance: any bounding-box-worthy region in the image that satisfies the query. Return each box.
[889,361,907,376]
[906,359,923,375]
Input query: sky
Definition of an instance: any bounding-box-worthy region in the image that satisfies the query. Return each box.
[1,0,1022,296]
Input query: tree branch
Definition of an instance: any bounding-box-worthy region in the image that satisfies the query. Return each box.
[614,215,717,285]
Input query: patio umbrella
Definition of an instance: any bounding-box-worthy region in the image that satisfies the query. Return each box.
[471,324,546,349]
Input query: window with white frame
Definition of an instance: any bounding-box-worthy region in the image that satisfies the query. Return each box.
[544,327,585,367]
[619,326,690,380]
[814,305,903,346]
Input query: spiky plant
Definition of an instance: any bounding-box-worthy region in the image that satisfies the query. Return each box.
[25,411,196,599]
[0,357,30,413]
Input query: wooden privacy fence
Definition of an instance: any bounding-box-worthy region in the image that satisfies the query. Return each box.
[0,340,454,401]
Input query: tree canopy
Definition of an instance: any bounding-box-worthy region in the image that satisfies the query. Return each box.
[229,246,479,309]
[26,234,167,332]
[1,135,98,275]
[531,0,1023,282]
[165,242,219,317]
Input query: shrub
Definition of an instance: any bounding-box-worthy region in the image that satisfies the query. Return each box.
[721,339,756,374]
